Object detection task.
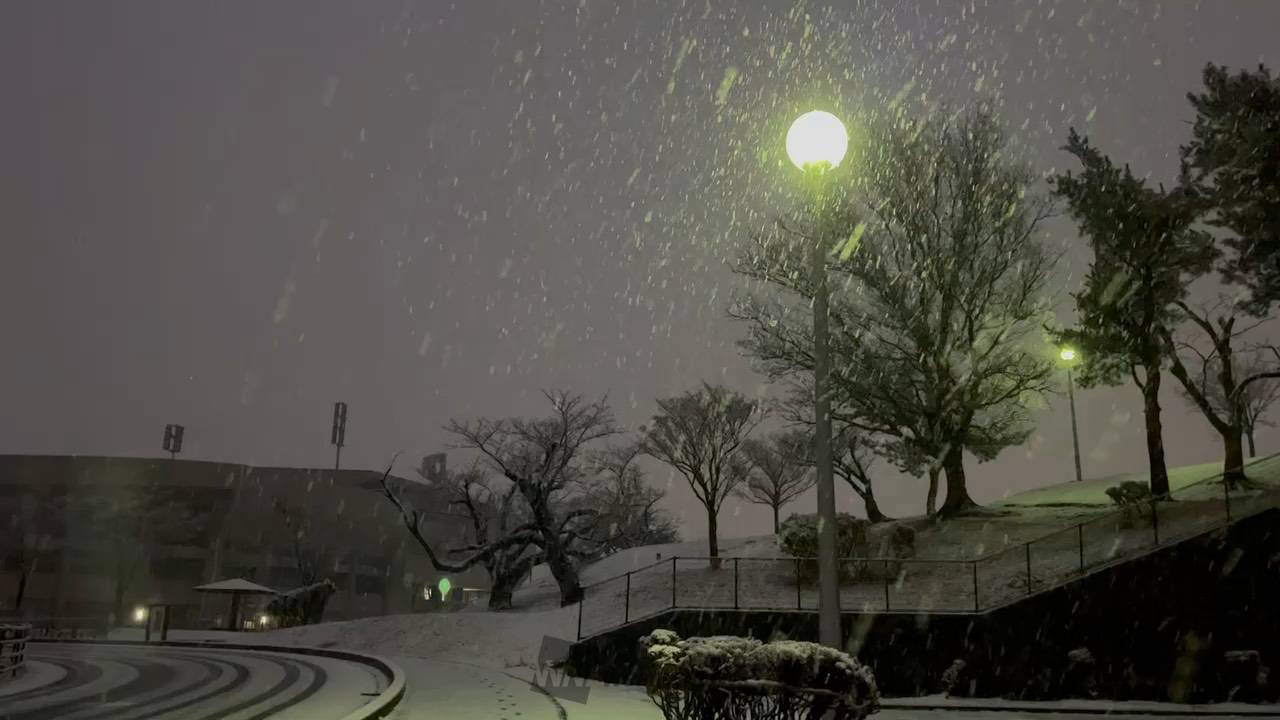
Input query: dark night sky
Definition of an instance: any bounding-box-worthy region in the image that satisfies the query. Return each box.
[3,0,1279,539]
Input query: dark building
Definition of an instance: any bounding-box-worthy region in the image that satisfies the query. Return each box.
[0,455,489,628]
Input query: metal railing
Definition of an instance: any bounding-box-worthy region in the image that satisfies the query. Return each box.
[575,458,1280,640]
[1,623,30,680]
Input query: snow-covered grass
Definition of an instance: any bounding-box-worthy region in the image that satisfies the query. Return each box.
[258,454,1280,672]
[262,605,579,670]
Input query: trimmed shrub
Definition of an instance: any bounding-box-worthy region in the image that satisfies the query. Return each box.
[780,513,870,583]
[640,629,879,720]
[266,579,337,628]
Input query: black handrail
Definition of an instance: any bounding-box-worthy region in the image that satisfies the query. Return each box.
[573,456,1280,637]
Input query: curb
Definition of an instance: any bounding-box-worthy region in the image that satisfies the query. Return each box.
[28,638,405,720]
[880,699,1280,716]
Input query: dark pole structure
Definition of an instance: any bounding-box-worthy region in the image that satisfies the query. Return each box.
[163,424,185,461]
[331,402,348,471]
[1066,367,1083,483]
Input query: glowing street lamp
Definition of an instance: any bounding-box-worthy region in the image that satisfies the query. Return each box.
[786,110,849,172]
[1060,347,1083,483]
[787,110,848,651]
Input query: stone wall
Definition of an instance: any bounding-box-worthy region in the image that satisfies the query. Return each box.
[569,508,1280,702]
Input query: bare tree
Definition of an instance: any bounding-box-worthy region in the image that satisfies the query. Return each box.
[735,105,1055,515]
[379,461,543,609]
[0,490,62,613]
[273,498,329,587]
[436,464,543,609]
[583,444,679,553]
[442,391,620,605]
[640,383,763,567]
[1166,303,1280,480]
[1236,357,1280,457]
[736,430,815,534]
[71,485,199,625]
[778,390,892,521]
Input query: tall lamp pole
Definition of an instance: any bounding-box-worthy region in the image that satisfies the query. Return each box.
[787,110,849,650]
[1060,348,1083,483]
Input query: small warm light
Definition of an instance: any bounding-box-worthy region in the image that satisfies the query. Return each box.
[259,615,270,627]
[1059,348,1077,362]
[133,607,148,623]
[786,111,848,171]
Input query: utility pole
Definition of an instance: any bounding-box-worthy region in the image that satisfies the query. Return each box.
[163,424,185,461]
[331,402,347,471]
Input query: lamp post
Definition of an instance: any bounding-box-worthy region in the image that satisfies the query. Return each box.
[787,110,848,650]
[1060,348,1083,483]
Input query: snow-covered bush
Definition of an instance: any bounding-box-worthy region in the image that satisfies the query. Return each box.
[640,629,880,720]
[1106,481,1152,528]
[861,523,917,579]
[781,513,870,583]
[1062,647,1098,698]
[941,658,972,697]
[266,579,337,628]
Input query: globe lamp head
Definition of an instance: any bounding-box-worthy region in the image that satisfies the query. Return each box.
[786,110,848,171]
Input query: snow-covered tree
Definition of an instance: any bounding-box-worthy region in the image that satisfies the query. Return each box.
[1184,63,1280,315]
[736,105,1054,515]
[383,392,618,606]
[1053,129,1217,497]
[582,443,679,553]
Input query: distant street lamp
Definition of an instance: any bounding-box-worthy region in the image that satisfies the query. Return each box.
[786,110,848,651]
[1060,348,1083,483]
[162,424,185,461]
[331,401,348,471]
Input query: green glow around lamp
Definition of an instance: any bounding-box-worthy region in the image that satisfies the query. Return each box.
[786,110,849,171]
[1059,347,1077,362]
[437,577,452,600]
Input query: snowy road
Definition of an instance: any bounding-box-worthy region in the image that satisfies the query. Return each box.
[1,642,384,720]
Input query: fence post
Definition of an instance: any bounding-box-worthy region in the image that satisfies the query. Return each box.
[1024,543,1033,596]
[1077,524,1085,573]
[624,572,632,623]
[1151,499,1160,544]
[733,558,740,609]
[883,560,891,612]
[972,561,979,611]
[576,594,583,641]
[671,557,677,608]
[795,559,802,610]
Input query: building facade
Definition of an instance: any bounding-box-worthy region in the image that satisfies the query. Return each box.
[0,455,489,628]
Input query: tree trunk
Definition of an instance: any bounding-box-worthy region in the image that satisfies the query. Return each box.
[542,541,582,606]
[1222,427,1247,489]
[113,578,126,627]
[926,467,940,516]
[707,510,721,570]
[14,567,29,612]
[487,569,521,610]
[772,505,780,536]
[1247,430,1256,458]
[863,481,888,523]
[1141,366,1171,498]
[938,444,977,516]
